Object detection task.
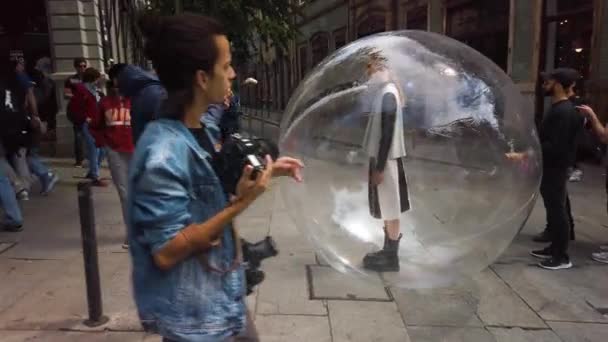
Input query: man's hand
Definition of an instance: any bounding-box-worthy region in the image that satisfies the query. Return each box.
[371,170,384,185]
[505,152,527,162]
[576,105,596,119]
[236,155,274,204]
[272,157,304,182]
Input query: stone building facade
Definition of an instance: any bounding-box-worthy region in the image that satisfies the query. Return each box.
[243,0,608,128]
[1,0,142,156]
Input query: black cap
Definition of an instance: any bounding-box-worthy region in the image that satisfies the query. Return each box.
[541,68,580,88]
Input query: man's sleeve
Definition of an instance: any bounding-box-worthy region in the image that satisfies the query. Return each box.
[131,144,192,253]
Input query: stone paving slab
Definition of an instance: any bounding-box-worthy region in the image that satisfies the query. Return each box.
[487,327,562,342]
[492,262,608,323]
[0,259,65,314]
[255,314,331,342]
[328,301,410,342]
[548,322,608,342]
[392,284,483,327]
[268,212,316,254]
[392,268,546,329]
[308,265,390,301]
[406,326,495,342]
[256,252,326,315]
[476,269,547,328]
[0,253,128,331]
[0,331,155,341]
[0,241,16,254]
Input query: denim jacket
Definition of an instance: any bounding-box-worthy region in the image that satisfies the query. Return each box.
[127,118,246,341]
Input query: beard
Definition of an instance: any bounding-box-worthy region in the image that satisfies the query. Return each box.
[543,86,554,97]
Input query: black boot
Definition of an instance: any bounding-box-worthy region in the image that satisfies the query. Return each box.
[363,233,401,272]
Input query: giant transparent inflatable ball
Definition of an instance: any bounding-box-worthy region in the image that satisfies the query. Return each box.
[279,31,541,288]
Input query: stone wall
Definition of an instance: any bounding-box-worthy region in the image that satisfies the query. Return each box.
[47,0,104,157]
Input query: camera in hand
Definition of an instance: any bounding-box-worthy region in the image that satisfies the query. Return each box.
[216,133,279,195]
[242,236,278,295]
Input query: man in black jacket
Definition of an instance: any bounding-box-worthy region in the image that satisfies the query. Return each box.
[530,68,582,270]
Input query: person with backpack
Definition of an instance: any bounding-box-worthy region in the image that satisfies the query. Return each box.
[0,78,25,231]
[7,59,58,195]
[69,67,107,186]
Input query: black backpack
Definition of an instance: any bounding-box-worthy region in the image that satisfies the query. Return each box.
[0,84,33,155]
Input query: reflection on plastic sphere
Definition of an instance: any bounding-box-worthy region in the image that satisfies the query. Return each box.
[279,31,541,288]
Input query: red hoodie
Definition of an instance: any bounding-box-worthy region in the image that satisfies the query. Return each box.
[92,95,134,153]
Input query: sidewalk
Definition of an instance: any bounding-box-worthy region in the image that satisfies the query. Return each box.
[0,159,607,341]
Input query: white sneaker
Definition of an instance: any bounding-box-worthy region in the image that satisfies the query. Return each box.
[591,251,608,264]
[16,189,29,201]
[568,169,582,182]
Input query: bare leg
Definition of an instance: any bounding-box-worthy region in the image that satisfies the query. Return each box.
[385,219,400,240]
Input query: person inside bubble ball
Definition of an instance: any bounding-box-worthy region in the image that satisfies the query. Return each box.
[361,54,411,272]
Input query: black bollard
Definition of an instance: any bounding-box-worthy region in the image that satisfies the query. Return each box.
[77,181,109,327]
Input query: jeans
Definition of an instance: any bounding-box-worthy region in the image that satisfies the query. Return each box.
[11,148,52,190]
[540,167,570,259]
[82,123,105,179]
[0,143,26,194]
[73,124,84,164]
[106,148,131,236]
[0,174,23,225]
[161,311,259,342]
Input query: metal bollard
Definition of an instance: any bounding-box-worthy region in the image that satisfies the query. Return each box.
[77,181,109,327]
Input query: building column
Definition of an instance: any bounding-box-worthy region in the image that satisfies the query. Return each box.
[427,0,444,33]
[590,0,608,122]
[47,0,104,157]
[507,0,543,118]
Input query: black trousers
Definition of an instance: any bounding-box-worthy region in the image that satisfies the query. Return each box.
[73,124,84,164]
[540,167,570,259]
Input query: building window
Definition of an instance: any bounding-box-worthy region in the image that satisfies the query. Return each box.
[311,32,329,66]
[357,14,386,38]
[333,27,346,50]
[298,44,308,80]
[406,5,427,30]
[555,0,592,13]
[537,0,594,116]
[446,0,510,70]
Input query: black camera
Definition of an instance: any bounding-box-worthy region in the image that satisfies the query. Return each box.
[214,134,280,294]
[216,133,279,195]
[241,236,278,295]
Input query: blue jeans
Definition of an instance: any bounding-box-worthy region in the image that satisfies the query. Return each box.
[0,174,23,225]
[27,149,52,184]
[82,123,105,179]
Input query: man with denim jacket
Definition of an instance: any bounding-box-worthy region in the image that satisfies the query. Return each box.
[128,14,303,342]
